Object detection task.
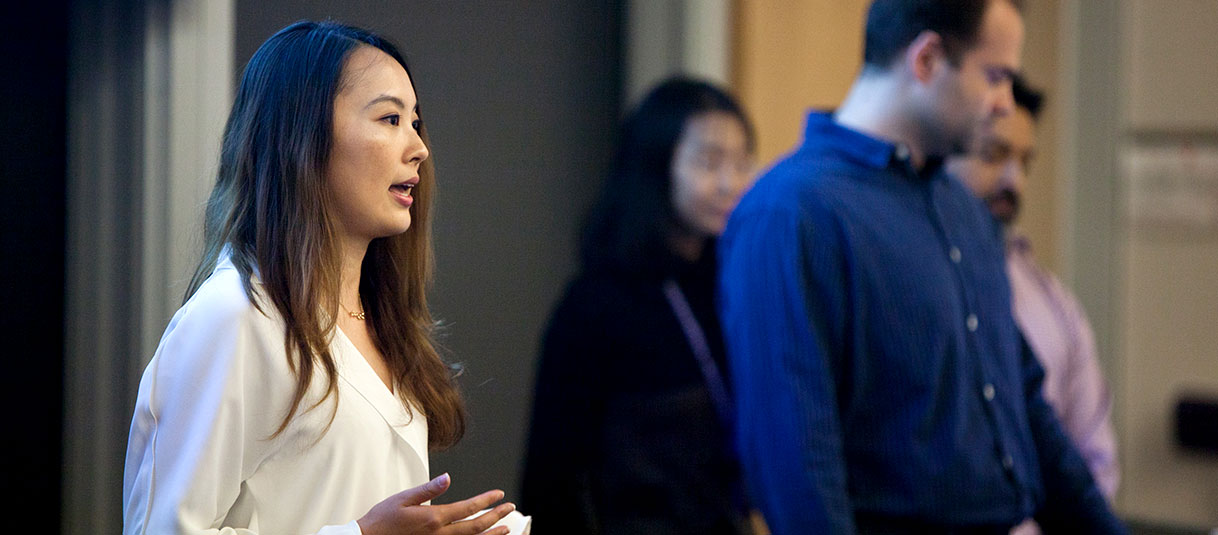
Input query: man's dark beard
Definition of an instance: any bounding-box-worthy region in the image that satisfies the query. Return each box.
[984,188,1020,225]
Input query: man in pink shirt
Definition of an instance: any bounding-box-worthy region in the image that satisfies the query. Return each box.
[947,76,1120,506]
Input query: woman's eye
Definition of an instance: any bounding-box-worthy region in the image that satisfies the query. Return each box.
[382,114,401,126]
[411,119,421,131]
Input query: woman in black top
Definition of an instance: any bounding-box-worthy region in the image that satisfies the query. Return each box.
[521,78,757,534]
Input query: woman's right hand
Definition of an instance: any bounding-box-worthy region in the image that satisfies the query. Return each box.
[357,473,515,535]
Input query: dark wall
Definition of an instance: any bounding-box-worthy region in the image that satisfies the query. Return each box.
[235,1,623,503]
[0,0,68,529]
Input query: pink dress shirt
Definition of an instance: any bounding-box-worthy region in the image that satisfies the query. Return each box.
[1007,235,1120,500]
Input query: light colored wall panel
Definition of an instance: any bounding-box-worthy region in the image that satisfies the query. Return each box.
[732,0,868,165]
[1125,0,1218,131]
[1067,0,1218,529]
[1118,232,1218,526]
[626,0,732,107]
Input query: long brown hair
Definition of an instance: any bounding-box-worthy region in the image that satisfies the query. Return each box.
[185,20,465,450]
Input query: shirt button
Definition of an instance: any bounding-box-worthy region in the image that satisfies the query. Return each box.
[966,314,978,332]
[1003,455,1015,471]
[949,246,962,263]
[983,383,995,401]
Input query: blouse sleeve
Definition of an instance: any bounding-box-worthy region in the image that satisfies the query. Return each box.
[122,277,359,535]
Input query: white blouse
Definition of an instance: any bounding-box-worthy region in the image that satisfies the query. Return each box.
[123,257,430,534]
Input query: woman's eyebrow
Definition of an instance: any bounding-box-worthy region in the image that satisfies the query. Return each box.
[364,94,407,110]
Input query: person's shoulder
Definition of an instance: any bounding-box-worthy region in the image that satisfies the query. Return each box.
[178,263,271,330]
[732,158,846,232]
[158,263,286,367]
[142,262,293,403]
[557,270,641,312]
[748,143,870,203]
[1011,242,1092,318]
[536,272,634,357]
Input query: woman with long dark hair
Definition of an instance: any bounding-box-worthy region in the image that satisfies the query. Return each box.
[521,78,757,534]
[123,21,520,535]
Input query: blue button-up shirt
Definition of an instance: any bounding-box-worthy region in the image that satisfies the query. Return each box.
[718,112,1122,534]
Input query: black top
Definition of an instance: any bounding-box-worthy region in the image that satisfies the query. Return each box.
[521,251,751,535]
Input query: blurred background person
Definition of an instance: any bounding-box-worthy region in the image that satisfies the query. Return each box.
[946,75,1120,531]
[521,78,757,535]
[718,0,1124,533]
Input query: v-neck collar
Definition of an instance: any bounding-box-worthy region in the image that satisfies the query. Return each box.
[213,254,430,468]
[335,324,395,395]
[331,326,429,467]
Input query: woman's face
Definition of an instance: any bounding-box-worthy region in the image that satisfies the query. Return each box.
[325,46,429,245]
[670,111,754,238]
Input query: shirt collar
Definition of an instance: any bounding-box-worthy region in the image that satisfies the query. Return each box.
[802,110,943,179]
[1006,232,1032,254]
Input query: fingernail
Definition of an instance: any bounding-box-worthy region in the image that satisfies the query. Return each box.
[435,473,450,486]
[506,503,516,512]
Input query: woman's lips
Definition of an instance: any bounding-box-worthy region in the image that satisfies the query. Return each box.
[390,184,413,207]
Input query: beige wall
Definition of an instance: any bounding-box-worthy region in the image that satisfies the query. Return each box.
[731,0,867,166]
[1110,0,1218,527]
[1119,233,1218,524]
[1014,0,1061,273]
[732,0,1063,271]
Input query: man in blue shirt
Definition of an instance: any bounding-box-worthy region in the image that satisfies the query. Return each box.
[718,0,1125,533]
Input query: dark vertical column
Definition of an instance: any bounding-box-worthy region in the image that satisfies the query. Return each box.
[60,1,151,532]
[0,1,69,531]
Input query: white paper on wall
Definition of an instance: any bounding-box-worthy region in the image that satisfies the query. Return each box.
[1123,143,1218,232]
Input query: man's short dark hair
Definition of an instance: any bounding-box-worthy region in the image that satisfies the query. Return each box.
[1011,74,1045,119]
[863,0,1022,69]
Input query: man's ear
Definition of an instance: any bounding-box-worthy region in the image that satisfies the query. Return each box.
[905,30,945,84]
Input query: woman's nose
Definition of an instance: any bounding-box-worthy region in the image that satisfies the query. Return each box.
[405,129,429,164]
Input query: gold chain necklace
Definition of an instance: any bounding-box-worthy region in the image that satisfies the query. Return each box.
[340,297,366,321]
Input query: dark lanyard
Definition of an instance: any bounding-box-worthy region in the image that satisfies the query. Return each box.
[662,279,733,429]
